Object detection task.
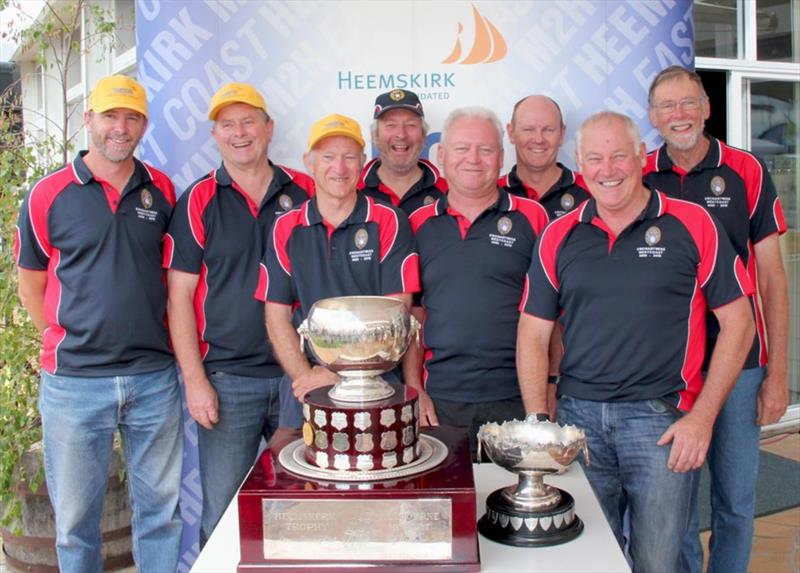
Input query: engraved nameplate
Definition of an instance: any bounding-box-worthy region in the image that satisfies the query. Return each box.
[262,498,453,560]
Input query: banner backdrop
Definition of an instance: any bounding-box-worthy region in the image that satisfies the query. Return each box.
[133,1,694,569]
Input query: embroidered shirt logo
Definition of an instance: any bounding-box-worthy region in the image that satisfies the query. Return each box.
[637,226,666,258]
[278,194,293,211]
[349,228,374,262]
[135,188,158,222]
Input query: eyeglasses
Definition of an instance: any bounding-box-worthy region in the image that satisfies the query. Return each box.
[651,96,707,116]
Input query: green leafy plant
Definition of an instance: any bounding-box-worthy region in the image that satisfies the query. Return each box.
[0,91,60,531]
[0,0,123,533]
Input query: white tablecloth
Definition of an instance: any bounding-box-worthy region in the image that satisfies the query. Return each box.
[191,462,630,572]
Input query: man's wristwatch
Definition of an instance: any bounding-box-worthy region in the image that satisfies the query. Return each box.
[526,412,551,422]
[547,375,559,384]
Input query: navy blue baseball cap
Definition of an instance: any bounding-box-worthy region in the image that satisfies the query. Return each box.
[373,89,424,119]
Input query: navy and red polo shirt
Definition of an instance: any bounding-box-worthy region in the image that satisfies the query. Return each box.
[498,163,591,220]
[163,162,314,377]
[644,136,787,369]
[14,152,176,376]
[409,189,549,403]
[358,158,447,215]
[256,193,420,321]
[521,189,753,412]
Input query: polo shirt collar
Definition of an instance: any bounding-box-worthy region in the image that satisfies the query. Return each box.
[579,188,666,224]
[508,162,576,198]
[359,158,442,192]
[434,187,514,217]
[215,160,291,190]
[305,192,370,227]
[215,160,295,207]
[72,150,153,193]
[654,135,723,173]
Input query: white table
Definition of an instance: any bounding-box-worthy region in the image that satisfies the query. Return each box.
[191,462,630,572]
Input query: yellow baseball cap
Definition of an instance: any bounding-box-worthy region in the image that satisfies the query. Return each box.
[307,113,365,151]
[88,75,147,117]
[208,82,267,120]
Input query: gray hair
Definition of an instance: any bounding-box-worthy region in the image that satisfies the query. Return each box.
[575,111,641,161]
[440,106,504,149]
[648,65,707,105]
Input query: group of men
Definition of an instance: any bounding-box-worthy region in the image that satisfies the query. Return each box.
[15,65,787,573]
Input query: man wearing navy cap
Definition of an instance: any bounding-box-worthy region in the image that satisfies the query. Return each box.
[258,113,420,426]
[164,82,314,544]
[16,75,182,572]
[405,107,549,459]
[359,89,447,214]
[517,111,754,573]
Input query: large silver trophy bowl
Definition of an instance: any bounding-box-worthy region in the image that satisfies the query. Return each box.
[297,296,419,402]
[477,416,589,546]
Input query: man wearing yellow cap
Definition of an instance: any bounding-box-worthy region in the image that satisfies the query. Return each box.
[15,75,183,572]
[163,82,314,544]
[256,114,420,425]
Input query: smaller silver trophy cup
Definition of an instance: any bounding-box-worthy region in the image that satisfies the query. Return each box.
[477,415,589,547]
[297,296,419,403]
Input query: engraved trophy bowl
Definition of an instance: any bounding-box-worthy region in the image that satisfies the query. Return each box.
[477,416,590,547]
[297,295,419,403]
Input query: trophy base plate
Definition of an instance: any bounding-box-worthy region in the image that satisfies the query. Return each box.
[478,487,583,547]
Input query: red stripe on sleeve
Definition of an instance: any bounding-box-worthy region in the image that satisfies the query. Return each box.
[145,164,177,206]
[162,233,175,269]
[664,196,719,287]
[41,249,66,373]
[513,195,550,232]
[255,262,268,301]
[538,211,580,291]
[771,196,788,235]
[401,253,420,293]
[280,165,316,197]
[369,199,399,262]
[193,262,210,360]
[408,202,437,234]
[27,166,76,259]
[272,208,304,277]
[187,176,217,249]
[676,281,706,412]
[518,275,531,313]
[722,144,764,220]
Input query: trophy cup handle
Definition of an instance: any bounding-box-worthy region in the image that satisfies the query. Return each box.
[297,320,309,353]
[581,441,590,467]
[409,314,421,346]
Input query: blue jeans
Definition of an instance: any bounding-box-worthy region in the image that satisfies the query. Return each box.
[40,365,183,573]
[558,395,697,573]
[197,371,281,545]
[681,367,763,573]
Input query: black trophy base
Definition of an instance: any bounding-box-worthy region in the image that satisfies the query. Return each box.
[478,487,584,547]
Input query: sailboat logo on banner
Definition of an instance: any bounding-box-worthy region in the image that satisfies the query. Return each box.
[442,4,508,64]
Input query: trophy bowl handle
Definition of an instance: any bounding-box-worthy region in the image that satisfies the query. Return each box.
[409,314,421,346]
[297,319,309,353]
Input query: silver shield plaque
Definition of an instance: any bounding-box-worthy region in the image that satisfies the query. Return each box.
[262,498,452,560]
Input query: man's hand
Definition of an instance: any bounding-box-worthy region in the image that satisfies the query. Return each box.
[757,370,788,426]
[656,412,713,473]
[292,366,339,400]
[416,389,439,426]
[185,375,219,430]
